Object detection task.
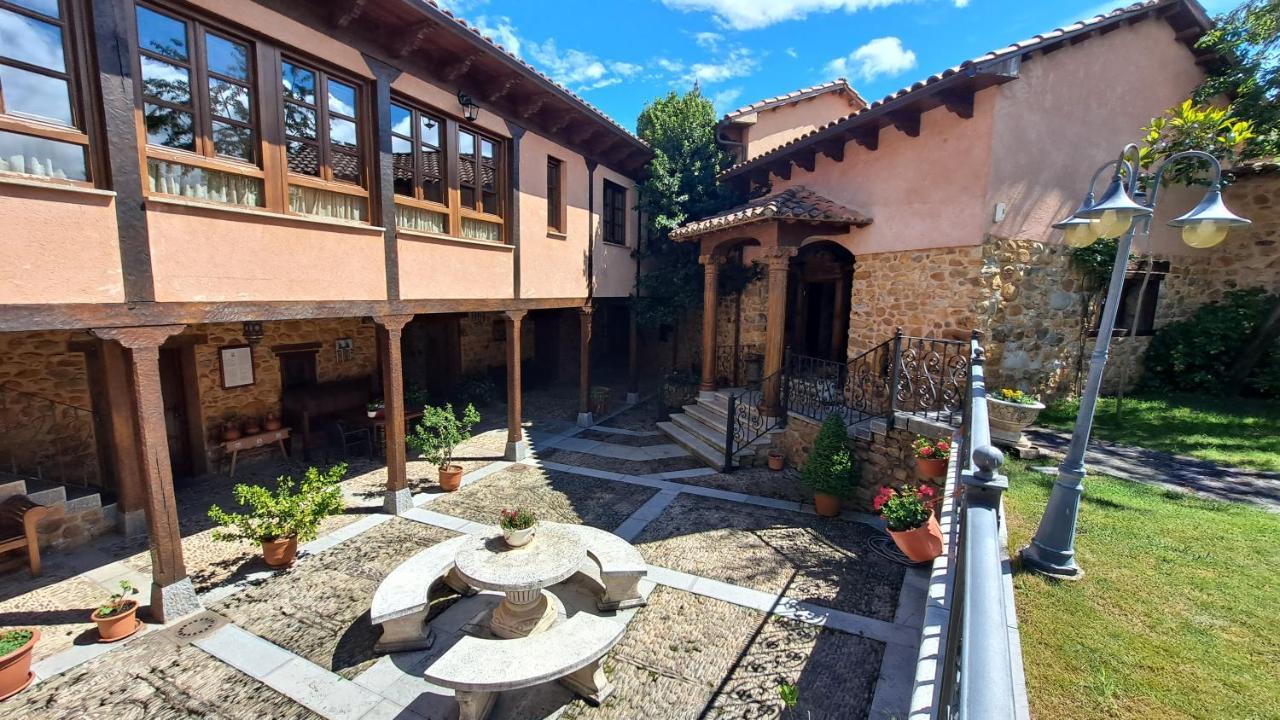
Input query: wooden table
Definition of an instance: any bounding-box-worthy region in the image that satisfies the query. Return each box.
[364,411,422,458]
[221,427,291,478]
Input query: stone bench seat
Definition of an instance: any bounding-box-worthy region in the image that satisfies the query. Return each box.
[425,612,624,720]
[370,535,476,652]
[564,524,648,610]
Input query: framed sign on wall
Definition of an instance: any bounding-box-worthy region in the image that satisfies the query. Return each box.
[219,345,255,389]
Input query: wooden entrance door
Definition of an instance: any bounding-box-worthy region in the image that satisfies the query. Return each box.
[158,348,193,478]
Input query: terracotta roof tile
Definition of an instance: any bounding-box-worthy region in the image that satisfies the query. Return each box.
[670,186,871,239]
[721,79,866,122]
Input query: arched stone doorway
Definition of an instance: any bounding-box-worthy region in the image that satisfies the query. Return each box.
[785,241,854,363]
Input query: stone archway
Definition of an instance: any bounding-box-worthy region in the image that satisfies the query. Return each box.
[786,241,855,363]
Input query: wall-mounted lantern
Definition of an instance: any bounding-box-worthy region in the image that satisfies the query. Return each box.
[457,91,480,122]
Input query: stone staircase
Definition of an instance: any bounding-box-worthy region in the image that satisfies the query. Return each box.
[0,472,118,551]
[658,389,781,470]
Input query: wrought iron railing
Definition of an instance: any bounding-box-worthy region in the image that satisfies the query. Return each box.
[721,368,787,471]
[714,343,763,388]
[0,385,99,488]
[934,336,1020,719]
[894,334,970,426]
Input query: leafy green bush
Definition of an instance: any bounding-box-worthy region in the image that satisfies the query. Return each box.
[457,373,497,406]
[208,463,347,543]
[800,413,857,497]
[1141,288,1280,397]
[0,629,33,656]
[408,403,480,469]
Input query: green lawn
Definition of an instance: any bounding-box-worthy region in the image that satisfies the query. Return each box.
[1005,460,1280,720]
[1039,392,1280,473]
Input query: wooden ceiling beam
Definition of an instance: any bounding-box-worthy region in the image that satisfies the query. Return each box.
[795,150,816,173]
[487,77,521,103]
[394,21,438,59]
[332,0,368,28]
[852,126,879,151]
[444,53,481,82]
[935,89,974,119]
[773,161,792,181]
[888,110,920,138]
[519,97,547,120]
[818,138,844,162]
[547,112,573,134]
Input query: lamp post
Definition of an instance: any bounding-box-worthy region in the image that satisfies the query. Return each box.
[1019,144,1251,580]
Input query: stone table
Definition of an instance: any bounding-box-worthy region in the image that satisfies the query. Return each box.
[453,523,587,638]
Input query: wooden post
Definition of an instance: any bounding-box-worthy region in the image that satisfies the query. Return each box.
[92,325,199,623]
[374,314,414,514]
[762,247,797,417]
[576,305,594,426]
[699,254,722,393]
[831,273,849,361]
[626,306,640,404]
[504,310,527,460]
[99,340,147,537]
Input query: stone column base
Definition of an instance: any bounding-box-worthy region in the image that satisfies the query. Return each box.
[576,412,594,427]
[149,576,201,624]
[505,440,529,461]
[490,589,556,638]
[118,508,148,539]
[624,392,640,405]
[383,487,413,515]
[697,390,717,402]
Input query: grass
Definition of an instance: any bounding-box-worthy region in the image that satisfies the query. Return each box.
[1005,460,1280,720]
[1039,392,1280,472]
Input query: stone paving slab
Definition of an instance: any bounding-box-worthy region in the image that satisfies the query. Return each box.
[426,463,658,531]
[635,494,905,622]
[561,586,883,719]
[0,575,111,663]
[536,448,706,477]
[4,628,318,719]
[577,428,674,447]
[661,465,811,503]
[209,517,459,681]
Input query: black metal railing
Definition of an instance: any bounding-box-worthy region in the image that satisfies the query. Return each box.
[721,368,787,471]
[714,343,763,388]
[894,334,970,426]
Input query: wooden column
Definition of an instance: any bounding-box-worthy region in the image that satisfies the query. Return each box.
[699,254,722,393]
[626,306,640,404]
[374,314,414,514]
[99,340,147,537]
[831,272,850,361]
[576,305,594,426]
[504,310,527,460]
[92,325,199,623]
[761,248,797,417]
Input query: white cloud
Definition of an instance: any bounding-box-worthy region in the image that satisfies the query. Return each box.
[471,15,521,56]
[825,36,916,82]
[610,61,644,78]
[694,31,722,49]
[660,0,917,30]
[464,18,645,94]
[785,47,798,59]
[654,57,686,74]
[953,0,968,6]
[529,39,610,86]
[687,46,758,84]
[711,87,743,113]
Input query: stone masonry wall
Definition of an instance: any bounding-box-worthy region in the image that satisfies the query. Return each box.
[457,312,535,377]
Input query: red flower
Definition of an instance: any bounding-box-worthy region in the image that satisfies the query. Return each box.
[937,441,950,452]
[873,487,894,512]
[919,485,935,499]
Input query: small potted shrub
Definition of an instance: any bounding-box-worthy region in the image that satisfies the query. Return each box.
[499,508,538,547]
[367,400,385,419]
[987,388,1045,448]
[767,448,785,472]
[91,580,141,642]
[800,413,858,517]
[912,436,951,479]
[208,463,347,568]
[408,403,480,492]
[0,627,38,700]
[874,484,942,562]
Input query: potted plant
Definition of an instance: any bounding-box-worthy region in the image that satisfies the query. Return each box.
[408,403,480,492]
[800,413,858,517]
[589,386,611,417]
[912,436,951,479]
[874,484,943,563]
[0,628,38,700]
[242,415,262,436]
[208,463,347,568]
[221,411,241,442]
[987,388,1046,449]
[91,580,141,642]
[263,411,283,432]
[367,400,385,419]
[767,448,785,471]
[498,508,538,547]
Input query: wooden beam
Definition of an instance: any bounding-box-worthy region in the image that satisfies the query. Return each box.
[818,138,844,162]
[936,89,974,119]
[394,21,437,58]
[888,110,920,138]
[444,53,480,82]
[487,77,521,102]
[852,126,879,151]
[548,113,573,134]
[519,97,547,120]
[795,150,816,173]
[570,125,597,145]
[332,0,368,28]
[773,161,791,181]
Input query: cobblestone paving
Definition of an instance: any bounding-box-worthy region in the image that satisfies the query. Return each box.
[427,464,657,530]
[563,586,883,719]
[5,630,317,719]
[210,517,457,679]
[576,428,671,447]
[635,495,905,621]
[536,448,706,476]
[665,466,810,502]
[0,575,110,662]
[597,402,665,431]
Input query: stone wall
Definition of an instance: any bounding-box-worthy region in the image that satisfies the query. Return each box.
[457,312,534,377]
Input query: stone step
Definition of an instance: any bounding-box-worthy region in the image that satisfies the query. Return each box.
[683,402,727,429]
[0,478,26,502]
[23,479,66,507]
[670,412,731,452]
[657,421,730,470]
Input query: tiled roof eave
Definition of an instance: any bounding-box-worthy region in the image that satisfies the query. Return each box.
[671,211,872,241]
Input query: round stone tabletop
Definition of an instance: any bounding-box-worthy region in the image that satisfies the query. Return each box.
[453,522,587,594]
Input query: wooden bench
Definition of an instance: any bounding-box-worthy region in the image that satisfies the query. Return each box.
[370,535,476,652]
[0,495,49,577]
[565,524,648,610]
[424,612,623,720]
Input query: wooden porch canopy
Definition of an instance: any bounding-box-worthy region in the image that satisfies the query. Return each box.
[670,186,871,242]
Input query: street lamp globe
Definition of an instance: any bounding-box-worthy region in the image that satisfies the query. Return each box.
[1052,194,1101,248]
[1078,175,1151,238]
[1169,186,1251,249]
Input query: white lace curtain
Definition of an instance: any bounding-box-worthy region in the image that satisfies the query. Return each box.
[148,160,262,207]
[288,184,366,222]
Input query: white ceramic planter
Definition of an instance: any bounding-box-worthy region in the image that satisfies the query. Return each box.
[502,524,537,548]
[987,397,1045,448]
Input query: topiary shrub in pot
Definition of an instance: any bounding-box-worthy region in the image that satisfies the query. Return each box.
[0,627,38,700]
[208,463,347,568]
[408,403,480,492]
[800,413,858,517]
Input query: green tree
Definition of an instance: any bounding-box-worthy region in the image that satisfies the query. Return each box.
[800,413,858,498]
[1195,0,1280,157]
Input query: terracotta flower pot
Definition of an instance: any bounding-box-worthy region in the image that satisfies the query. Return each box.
[888,516,944,563]
[243,421,262,436]
[263,415,282,432]
[221,425,241,442]
[91,600,141,642]
[262,536,298,568]
[813,493,841,517]
[502,524,537,548]
[0,628,38,701]
[915,456,948,479]
[767,451,785,471]
[438,464,464,492]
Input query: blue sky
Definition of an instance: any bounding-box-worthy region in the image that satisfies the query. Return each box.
[436,0,1242,128]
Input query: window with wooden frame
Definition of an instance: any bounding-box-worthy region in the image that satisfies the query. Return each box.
[135,3,263,206]
[390,100,448,234]
[281,58,367,221]
[546,156,564,233]
[457,127,503,242]
[0,0,95,184]
[602,178,627,246]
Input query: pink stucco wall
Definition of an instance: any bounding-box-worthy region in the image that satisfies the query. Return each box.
[398,236,513,299]
[593,165,638,298]
[0,184,125,304]
[740,91,862,161]
[517,131,590,299]
[147,205,388,301]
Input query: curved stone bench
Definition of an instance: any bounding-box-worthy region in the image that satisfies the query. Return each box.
[564,524,648,610]
[370,534,476,652]
[424,612,623,720]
